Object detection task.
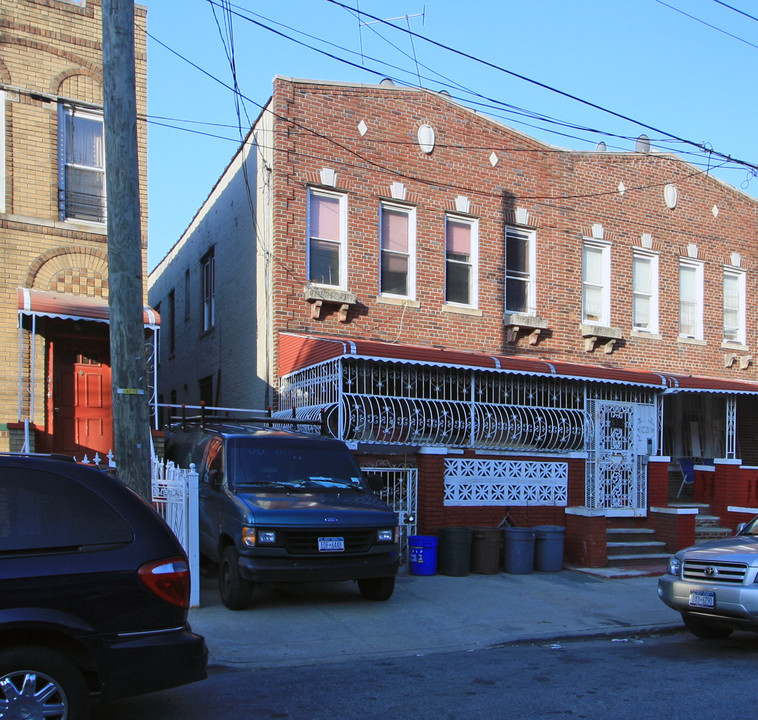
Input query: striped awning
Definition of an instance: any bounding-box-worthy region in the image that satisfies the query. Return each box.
[18,288,160,329]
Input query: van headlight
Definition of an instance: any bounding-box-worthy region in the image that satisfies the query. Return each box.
[377,528,396,543]
[241,528,277,547]
[668,556,681,576]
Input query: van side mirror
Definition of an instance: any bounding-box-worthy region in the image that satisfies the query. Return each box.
[365,474,385,493]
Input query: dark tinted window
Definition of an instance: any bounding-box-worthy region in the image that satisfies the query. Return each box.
[0,466,133,552]
[228,439,365,490]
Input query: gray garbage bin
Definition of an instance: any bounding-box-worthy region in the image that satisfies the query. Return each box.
[503,527,535,574]
[533,525,566,572]
[437,527,473,576]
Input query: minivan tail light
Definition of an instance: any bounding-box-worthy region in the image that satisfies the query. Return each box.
[138,557,190,608]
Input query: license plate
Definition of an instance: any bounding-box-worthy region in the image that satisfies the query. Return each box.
[689,590,715,608]
[318,537,344,552]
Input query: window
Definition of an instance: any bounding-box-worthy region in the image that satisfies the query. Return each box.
[308,189,347,288]
[184,270,191,320]
[723,268,746,344]
[582,241,610,325]
[58,104,105,223]
[632,251,659,333]
[201,249,215,332]
[168,289,175,356]
[505,227,536,314]
[0,90,5,214]
[679,260,704,339]
[445,215,478,306]
[380,203,415,298]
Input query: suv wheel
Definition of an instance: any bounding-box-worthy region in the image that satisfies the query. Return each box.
[357,576,395,601]
[681,613,733,639]
[0,646,90,720]
[219,546,254,610]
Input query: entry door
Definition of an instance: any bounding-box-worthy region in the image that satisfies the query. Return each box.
[54,338,113,457]
[586,399,653,514]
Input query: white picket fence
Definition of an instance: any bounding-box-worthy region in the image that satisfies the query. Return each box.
[151,458,200,608]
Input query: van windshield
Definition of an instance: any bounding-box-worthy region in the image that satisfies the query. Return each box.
[228,439,367,491]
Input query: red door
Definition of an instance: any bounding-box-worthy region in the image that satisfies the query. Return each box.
[53,337,113,458]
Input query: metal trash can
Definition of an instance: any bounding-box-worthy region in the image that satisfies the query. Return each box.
[437,527,473,576]
[470,527,502,574]
[533,525,566,572]
[408,535,438,576]
[503,527,535,574]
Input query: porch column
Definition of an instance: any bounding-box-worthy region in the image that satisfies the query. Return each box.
[726,395,736,460]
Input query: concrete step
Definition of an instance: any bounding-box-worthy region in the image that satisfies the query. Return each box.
[606,528,656,544]
[607,540,667,557]
[603,552,670,568]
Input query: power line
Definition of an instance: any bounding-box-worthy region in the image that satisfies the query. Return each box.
[654,0,758,51]
[324,0,758,175]
[712,0,758,24]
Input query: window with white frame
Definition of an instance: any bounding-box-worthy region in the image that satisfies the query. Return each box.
[58,104,105,223]
[308,189,347,288]
[505,226,536,314]
[380,203,416,298]
[679,259,704,339]
[632,250,659,333]
[0,91,5,214]
[723,268,746,344]
[445,215,478,306]
[201,248,215,332]
[582,240,610,325]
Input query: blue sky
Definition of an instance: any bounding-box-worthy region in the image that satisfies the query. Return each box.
[142,0,758,270]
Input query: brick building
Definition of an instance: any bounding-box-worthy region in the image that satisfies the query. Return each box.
[149,77,758,565]
[1,0,154,457]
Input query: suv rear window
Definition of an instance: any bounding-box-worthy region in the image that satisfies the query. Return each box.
[0,467,133,553]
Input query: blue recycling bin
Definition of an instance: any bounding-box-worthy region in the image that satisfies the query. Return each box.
[409,535,438,576]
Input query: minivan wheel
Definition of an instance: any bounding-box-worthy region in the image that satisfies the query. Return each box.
[219,546,254,610]
[681,613,733,639]
[0,646,90,720]
[357,576,396,601]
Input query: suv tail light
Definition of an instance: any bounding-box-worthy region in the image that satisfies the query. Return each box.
[138,558,190,608]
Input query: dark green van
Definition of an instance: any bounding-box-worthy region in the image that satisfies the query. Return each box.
[164,421,399,610]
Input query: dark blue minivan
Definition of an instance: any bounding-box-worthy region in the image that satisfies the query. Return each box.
[164,422,400,610]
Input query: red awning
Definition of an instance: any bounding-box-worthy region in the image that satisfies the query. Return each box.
[278,333,668,388]
[662,374,758,395]
[17,288,160,328]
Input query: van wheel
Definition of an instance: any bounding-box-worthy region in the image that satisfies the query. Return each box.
[219,546,254,610]
[0,646,90,720]
[681,613,733,639]
[357,576,395,601]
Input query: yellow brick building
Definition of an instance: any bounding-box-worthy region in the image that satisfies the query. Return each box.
[0,0,151,456]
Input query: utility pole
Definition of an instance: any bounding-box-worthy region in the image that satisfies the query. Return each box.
[102,0,151,499]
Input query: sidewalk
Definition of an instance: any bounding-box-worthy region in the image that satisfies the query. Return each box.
[188,568,680,670]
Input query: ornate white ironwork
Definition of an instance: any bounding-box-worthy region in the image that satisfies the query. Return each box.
[444,458,568,506]
[585,392,655,512]
[726,395,736,459]
[279,359,589,453]
[361,464,417,564]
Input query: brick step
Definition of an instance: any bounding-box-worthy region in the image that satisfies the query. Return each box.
[695,527,732,542]
[607,540,667,557]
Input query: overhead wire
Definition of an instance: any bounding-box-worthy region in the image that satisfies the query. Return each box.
[324,0,758,175]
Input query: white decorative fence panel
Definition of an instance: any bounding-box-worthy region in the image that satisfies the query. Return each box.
[151,458,200,607]
[444,458,568,506]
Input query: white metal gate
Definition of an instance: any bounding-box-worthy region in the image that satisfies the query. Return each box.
[586,398,655,515]
[361,465,418,565]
